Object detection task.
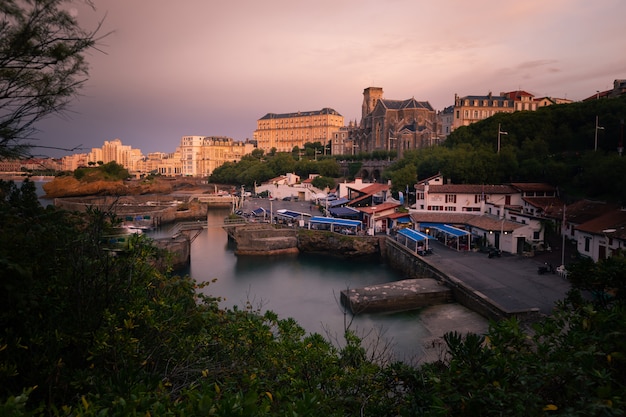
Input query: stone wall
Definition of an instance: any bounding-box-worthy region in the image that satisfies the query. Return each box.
[53,195,209,225]
[230,224,299,255]
[385,238,540,322]
[297,229,383,258]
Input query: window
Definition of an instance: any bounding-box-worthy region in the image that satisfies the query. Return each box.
[445,206,457,211]
[445,194,456,203]
[417,192,425,200]
[533,231,540,240]
[474,194,484,203]
[584,236,591,252]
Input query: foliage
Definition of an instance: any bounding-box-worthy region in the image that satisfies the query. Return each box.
[73,161,130,181]
[311,175,335,190]
[0,0,105,158]
[210,142,341,187]
[2,179,626,416]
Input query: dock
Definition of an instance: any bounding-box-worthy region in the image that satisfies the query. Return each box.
[340,278,453,314]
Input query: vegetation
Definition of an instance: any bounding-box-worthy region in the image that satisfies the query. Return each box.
[384,95,626,202]
[211,97,626,204]
[73,161,130,182]
[1,179,626,416]
[2,3,626,414]
[0,0,105,158]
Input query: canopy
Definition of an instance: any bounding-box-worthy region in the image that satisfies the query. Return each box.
[309,216,362,228]
[328,206,360,218]
[420,222,469,237]
[398,228,431,242]
[251,207,266,217]
[276,209,310,220]
[328,198,349,207]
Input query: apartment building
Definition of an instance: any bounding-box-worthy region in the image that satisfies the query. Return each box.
[87,139,144,171]
[137,151,183,177]
[179,136,254,177]
[451,91,538,132]
[348,87,439,159]
[253,108,344,154]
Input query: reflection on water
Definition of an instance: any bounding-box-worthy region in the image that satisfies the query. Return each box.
[174,208,431,362]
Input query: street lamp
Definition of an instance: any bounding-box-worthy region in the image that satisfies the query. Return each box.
[497,123,508,154]
[595,116,605,151]
[369,206,377,236]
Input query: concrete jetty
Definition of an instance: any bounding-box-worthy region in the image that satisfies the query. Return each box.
[340,278,453,314]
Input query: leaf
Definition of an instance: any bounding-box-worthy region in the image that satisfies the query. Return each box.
[265,392,273,402]
[543,404,558,411]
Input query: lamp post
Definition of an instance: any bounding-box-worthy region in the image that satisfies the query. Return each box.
[369,206,377,236]
[497,123,508,154]
[595,116,604,151]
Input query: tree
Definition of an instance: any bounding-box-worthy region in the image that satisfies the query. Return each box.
[0,0,105,158]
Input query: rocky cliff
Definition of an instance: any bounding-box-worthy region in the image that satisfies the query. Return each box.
[42,176,213,198]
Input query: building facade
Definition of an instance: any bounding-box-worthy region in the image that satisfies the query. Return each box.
[253,108,344,154]
[88,139,144,171]
[452,90,537,132]
[179,136,254,177]
[348,87,439,159]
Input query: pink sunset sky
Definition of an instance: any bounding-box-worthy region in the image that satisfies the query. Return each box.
[34,0,626,157]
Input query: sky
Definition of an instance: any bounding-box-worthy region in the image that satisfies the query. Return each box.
[32,0,626,158]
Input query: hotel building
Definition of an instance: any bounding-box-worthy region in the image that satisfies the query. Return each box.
[179,136,255,177]
[253,108,344,154]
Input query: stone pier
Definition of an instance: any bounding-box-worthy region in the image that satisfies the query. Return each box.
[340,278,453,314]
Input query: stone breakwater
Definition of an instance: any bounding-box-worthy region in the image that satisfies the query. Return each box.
[227,223,299,256]
[226,224,385,258]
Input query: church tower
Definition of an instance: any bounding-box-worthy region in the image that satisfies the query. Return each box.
[361,87,383,120]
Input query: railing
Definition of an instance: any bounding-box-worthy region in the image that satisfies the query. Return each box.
[222,217,247,227]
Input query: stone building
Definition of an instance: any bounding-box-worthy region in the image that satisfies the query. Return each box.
[451,90,537,132]
[88,138,144,170]
[179,136,254,177]
[253,108,344,154]
[348,87,438,159]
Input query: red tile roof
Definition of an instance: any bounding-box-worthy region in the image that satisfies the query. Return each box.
[576,209,626,240]
[565,200,618,225]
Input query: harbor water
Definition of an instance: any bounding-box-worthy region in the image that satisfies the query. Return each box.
[27,178,487,363]
[170,208,489,363]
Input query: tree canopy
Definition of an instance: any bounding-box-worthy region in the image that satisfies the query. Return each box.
[0,0,104,158]
[1,179,626,416]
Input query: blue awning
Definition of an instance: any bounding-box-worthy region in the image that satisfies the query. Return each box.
[395,216,411,223]
[398,228,432,242]
[328,206,360,218]
[420,222,469,237]
[309,216,362,228]
[328,198,349,208]
[251,207,266,216]
[276,209,310,219]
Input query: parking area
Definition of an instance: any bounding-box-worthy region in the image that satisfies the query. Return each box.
[420,240,572,315]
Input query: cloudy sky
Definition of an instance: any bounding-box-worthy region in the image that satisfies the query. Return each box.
[33,0,626,157]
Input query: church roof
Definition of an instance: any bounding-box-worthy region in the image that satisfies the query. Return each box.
[259,107,342,120]
[379,98,433,111]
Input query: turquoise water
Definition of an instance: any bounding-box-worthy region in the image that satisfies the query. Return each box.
[177,209,431,362]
